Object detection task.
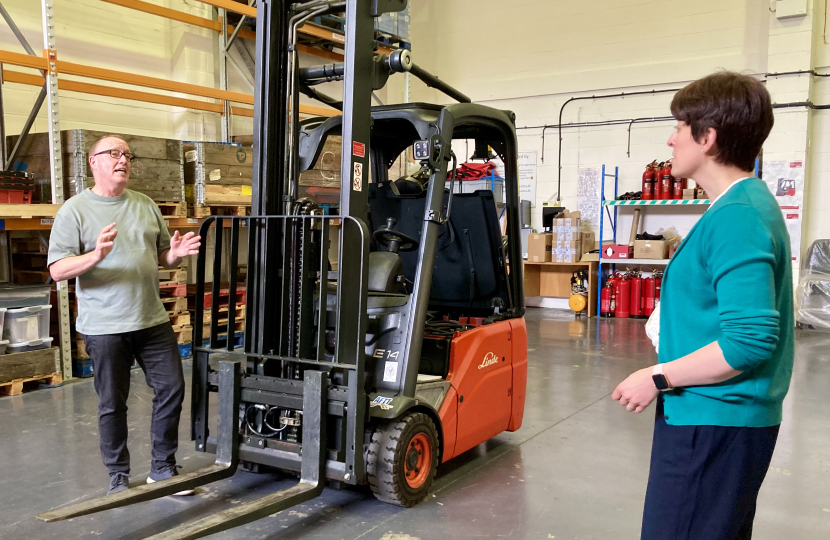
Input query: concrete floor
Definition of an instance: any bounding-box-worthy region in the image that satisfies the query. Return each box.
[1,308,829,540]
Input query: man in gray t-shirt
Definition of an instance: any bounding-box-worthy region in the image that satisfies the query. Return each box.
[48,135,200,495]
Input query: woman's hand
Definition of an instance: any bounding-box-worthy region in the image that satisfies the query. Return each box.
[612,368,659,413]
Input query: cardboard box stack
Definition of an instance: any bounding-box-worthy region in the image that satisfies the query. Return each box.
[551,211,596,263]
[525,210,597,263]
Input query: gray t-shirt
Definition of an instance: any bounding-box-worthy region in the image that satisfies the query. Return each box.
[47,189,172,335]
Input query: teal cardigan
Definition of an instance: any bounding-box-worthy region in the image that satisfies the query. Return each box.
[659,178,794,427]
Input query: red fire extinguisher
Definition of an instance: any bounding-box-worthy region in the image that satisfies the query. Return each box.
[642,161,656,200]
[629,273,644,319]
[600,284,613,317]
[673,177,687,200]
[655,273,663,306]
[660,160,673,200]
[643,276,656,317]
[607,275,619,317]
[616,277,631,319]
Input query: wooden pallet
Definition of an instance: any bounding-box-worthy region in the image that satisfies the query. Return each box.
[201,320,245,335]
[74,338,89,360]
[13,269,51,284]
[158,267,187,283]
[169,312,191,326]
[172,325,193,344]
[194,305,246,324]
[159,283,187,298]
[189,204,250,218]
[156,202,186,218]
[161,296,188,314]
[0,372,62,396]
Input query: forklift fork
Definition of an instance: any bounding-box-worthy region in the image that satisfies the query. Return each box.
[37,361,243,523]
[145,370,328,540]
[37,364,329,540]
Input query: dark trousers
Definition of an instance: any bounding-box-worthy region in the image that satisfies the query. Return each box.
[641,398,779,540]
[83,322,184,476]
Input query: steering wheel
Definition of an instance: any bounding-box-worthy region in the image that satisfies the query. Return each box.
[373,217,420,253]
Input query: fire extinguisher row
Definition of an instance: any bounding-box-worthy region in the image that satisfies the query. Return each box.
[600,270,663,319]
[642,159,689,200]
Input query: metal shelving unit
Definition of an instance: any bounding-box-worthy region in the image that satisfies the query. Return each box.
[596,165,711,316]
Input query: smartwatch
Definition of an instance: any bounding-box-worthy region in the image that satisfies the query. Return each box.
[652,364,673,392]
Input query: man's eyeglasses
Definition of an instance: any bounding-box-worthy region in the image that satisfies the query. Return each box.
[93,149,136,163]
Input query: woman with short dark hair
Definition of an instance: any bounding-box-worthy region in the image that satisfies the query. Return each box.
[612,71,794,540]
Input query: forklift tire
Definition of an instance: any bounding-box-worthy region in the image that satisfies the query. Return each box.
[367,413,439,508]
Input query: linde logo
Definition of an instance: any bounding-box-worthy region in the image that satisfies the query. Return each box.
[478,352,498,370]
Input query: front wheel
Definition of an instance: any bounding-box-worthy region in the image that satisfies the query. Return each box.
[367,413,439,507]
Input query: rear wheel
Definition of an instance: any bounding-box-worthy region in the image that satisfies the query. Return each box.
[367,413,439,507]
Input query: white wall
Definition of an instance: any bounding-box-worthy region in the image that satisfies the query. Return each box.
[409,0,830,259]
[0,0,185,139]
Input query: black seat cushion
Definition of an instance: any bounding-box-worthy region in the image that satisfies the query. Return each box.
[368,185,509,315]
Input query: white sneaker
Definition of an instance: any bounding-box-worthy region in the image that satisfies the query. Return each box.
[147,475,195,496]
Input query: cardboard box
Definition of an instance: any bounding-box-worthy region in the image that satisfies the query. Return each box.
[527,233,553,262]
[603,244,633,259]
[561,249,580,263]
[682,188,696,200]
[581,252,599,262]
[634,240,668,259]
[581,231,596,255]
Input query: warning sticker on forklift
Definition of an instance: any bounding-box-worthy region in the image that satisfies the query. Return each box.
[352,142,366,158]
[383,362,398,383]
[353,162,363,191]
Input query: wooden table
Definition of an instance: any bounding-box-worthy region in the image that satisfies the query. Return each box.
[523,261,599,317]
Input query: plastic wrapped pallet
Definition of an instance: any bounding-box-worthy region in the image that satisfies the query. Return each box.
[795,239,830,331]
[7,130,184,203]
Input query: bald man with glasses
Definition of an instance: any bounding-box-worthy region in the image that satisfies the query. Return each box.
[48,135,201,496]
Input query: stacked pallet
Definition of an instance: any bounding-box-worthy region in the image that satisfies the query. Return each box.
[230,135,343,205]
[186,284,246,354]
[183,142,253,217]
[11,235,50,285]
[7,130,185,204]
[159,260,192,347]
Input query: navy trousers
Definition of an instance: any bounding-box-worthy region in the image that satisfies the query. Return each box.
[641,398,779,540]
[83,322,185,476]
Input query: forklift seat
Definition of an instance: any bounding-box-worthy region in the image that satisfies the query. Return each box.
[325,282,409,309]
[368,186,510,316]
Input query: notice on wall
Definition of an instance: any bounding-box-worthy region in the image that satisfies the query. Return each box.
[518,152,537,205]
[577,167,602,231]
[763,160,804,207]
[763,160,805,262]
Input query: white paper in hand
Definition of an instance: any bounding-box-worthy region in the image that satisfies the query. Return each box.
[645,303,660,353]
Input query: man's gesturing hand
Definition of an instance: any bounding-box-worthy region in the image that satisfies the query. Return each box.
[95,223,118,262]
[170,231,202,258]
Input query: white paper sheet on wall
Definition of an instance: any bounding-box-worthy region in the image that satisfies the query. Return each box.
[763,160,805,262]
[518,152,537,205]
[577,167,601,231]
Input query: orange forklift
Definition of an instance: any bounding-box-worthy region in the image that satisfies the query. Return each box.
[38,0,527,537]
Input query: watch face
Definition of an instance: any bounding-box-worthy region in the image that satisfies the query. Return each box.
[652,374,670,391]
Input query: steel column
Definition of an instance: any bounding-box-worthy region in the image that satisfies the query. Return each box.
[333,0,375,485]
[218,7,230,141]
[40,0,72,380]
